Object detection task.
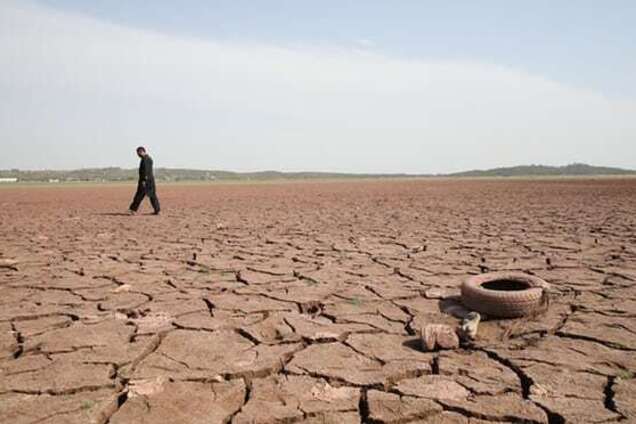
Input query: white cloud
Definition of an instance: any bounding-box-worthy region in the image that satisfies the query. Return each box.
[1,0,634,172]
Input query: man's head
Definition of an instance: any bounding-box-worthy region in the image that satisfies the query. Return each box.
[136,146,147,158]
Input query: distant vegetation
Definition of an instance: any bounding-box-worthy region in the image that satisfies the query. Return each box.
[0,167,414,182]
[448,163,636,177]
[0,163,634,183]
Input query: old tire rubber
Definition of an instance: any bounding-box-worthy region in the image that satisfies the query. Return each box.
[461,272,550,318]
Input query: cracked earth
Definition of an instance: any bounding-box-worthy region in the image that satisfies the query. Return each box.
[1,179,635,423]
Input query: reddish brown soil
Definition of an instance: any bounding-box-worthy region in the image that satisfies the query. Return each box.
[1,178,635,423]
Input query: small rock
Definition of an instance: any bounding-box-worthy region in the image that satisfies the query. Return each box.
[422,326,437,351]
[114,284,132,293]
[421,324,460,351]
[436,327,460,349]
[424,288,458,299]
[0,259,18,269]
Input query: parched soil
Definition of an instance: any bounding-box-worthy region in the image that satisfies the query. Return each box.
[1,178,635,424]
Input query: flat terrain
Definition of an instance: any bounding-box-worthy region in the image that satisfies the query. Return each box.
[1,179,635,423]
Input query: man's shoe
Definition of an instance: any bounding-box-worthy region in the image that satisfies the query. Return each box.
[152,211,160,216]
[127,209,137,215]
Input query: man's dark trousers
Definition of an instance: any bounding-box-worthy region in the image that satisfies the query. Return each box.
[129,179,160,213]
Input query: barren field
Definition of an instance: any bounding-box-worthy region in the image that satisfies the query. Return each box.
[1,178,635,424]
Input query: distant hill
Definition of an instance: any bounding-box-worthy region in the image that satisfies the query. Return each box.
[0,167,416,182]
[448,163,636,178]
[0,163,634,182]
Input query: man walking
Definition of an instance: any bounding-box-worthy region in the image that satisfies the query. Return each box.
[128,146,161,215]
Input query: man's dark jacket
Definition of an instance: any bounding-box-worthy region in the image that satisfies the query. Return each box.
[139,155,155,183]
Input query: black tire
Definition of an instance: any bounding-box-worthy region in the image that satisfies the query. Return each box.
[461,272,549,318]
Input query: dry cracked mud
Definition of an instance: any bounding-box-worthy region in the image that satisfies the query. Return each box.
[1,178,635,423]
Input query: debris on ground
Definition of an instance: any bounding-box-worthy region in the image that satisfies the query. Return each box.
[461,271,551,318]
[0,259,18,270]
[421,324,460,351]
[459,311,481,340]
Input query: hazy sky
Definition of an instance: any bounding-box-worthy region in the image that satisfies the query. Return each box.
[1,1,635,173]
